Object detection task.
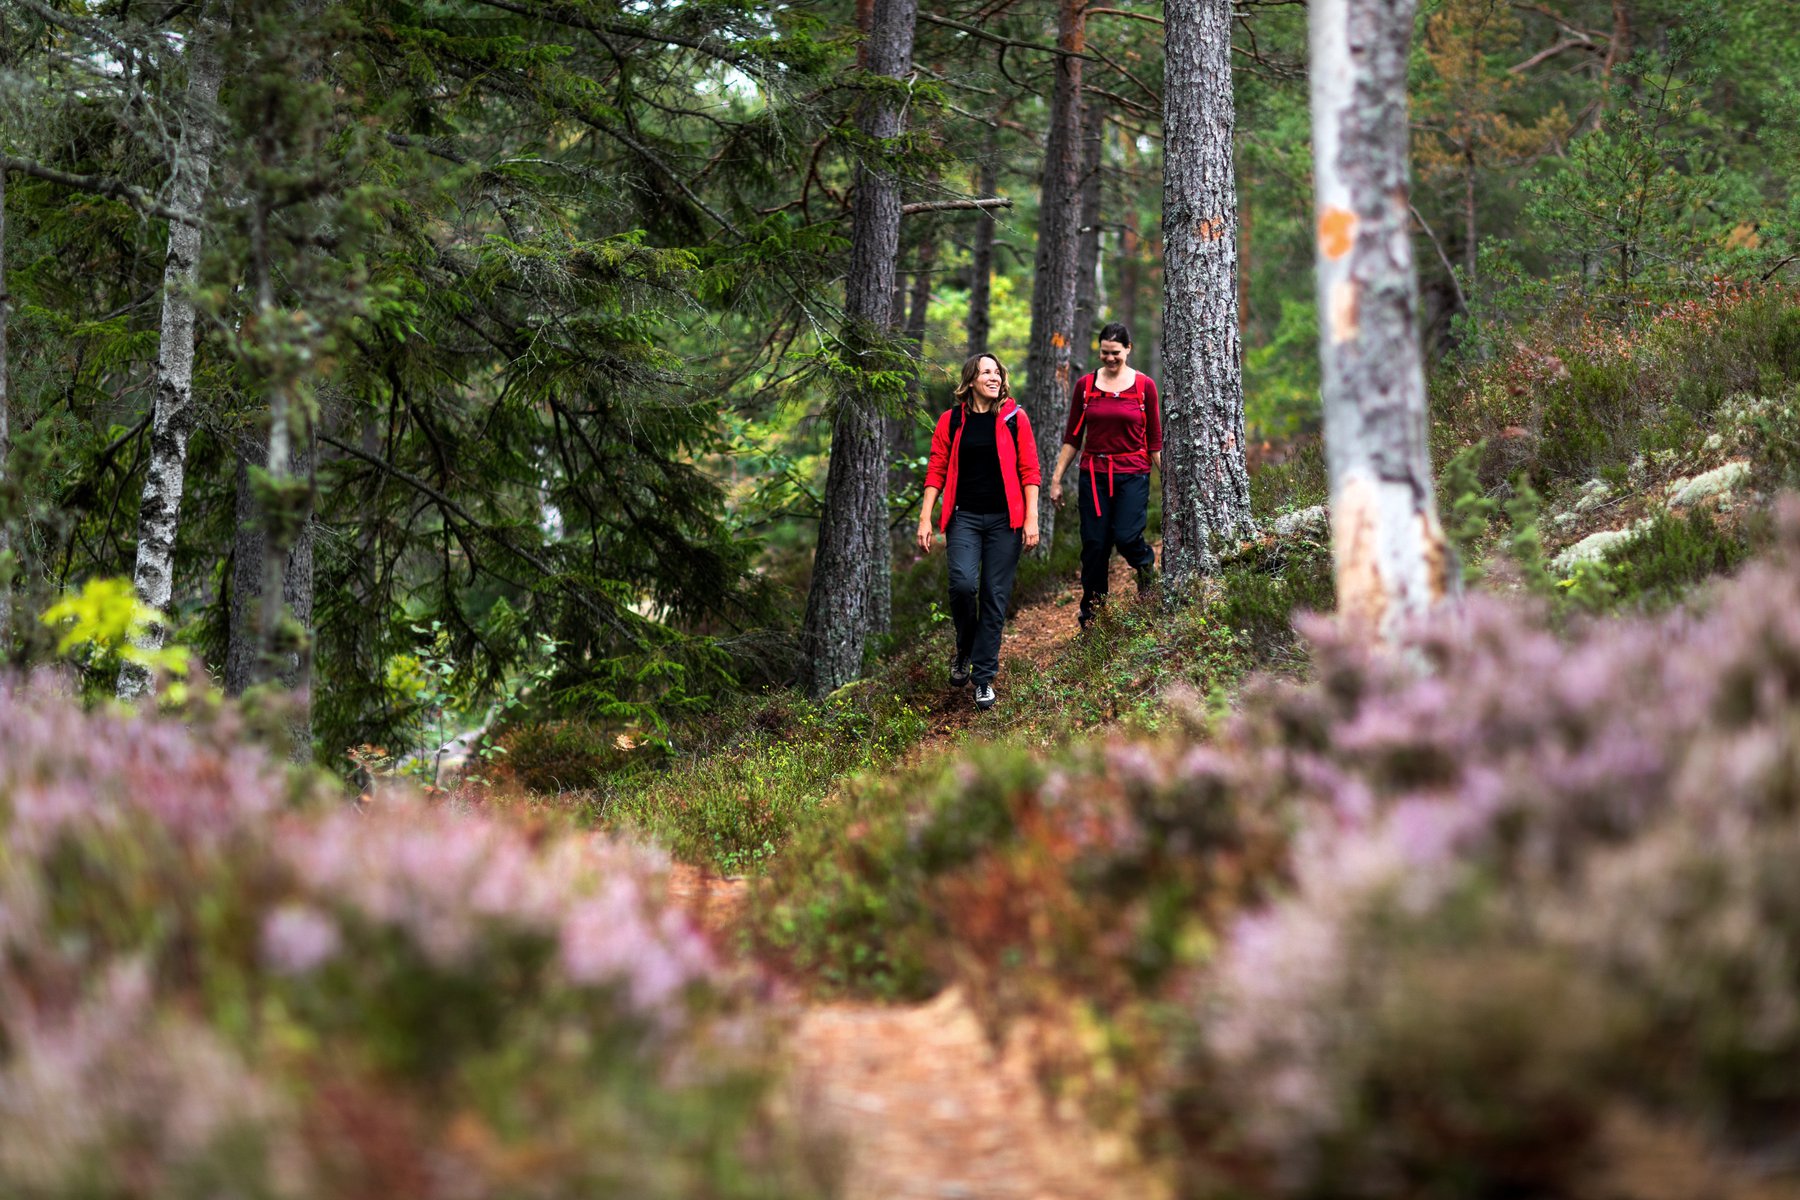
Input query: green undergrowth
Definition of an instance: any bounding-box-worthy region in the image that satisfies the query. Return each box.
[499,448,1331,873]
[569,687,932,874]
[1434,286,1800,615]
[1599,505,1756,609]
[1434,284,1800,489]
[743,543,1333,998]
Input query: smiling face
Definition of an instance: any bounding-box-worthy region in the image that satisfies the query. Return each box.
[1097,339,1130,373]
[973,356,1003,401]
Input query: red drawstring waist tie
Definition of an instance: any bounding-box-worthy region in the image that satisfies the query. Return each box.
[1086,456,1117,510]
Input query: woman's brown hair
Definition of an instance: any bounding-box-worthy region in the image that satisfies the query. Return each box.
[953,352,1012,406]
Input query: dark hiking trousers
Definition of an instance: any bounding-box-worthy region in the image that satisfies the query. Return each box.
[946,510,1023,687]
[1078,469,1153,621]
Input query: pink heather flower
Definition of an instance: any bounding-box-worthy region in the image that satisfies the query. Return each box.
[261,904,343,976]
[558,876,715,1018]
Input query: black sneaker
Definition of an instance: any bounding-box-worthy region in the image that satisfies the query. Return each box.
[974,682,997,711]
[1136,564,1158,597]
[950,654,972,687]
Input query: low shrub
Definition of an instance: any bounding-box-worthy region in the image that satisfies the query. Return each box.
[1600,505,1750,609]
[1435,283,1800,490]
[590,684,930,874]
[757,499,1800,1198]
[0,676,826,1200]
[1185,499,1800,1197]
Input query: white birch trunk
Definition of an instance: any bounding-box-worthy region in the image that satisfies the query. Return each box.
[1310,0,1454,640]
[118,5,225,700]
[1161,0,1258,586]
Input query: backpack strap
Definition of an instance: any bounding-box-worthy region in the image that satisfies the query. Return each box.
[1069,374,1093,440]
[1135,376,1149,458]
[948,405,964,441]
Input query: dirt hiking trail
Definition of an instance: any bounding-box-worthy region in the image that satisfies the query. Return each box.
[666,551,1169,1200]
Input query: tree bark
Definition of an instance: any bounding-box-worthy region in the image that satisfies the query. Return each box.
[1309,0,1454,641]
[1120,222,1141,347]
[224,441,315,757]
[1070,97,1106,378]
[966,154,997,356]
[798,0,915,697]
[0,165,12,645]
[1146,227,1164,383]
[118,4,224,701]
[1162,0,1259,586]
[1020,0,1086,552]
[225,440,315,701]
[891,241,934,497]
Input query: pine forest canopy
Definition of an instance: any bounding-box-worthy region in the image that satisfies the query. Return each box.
[0,0,1794,758]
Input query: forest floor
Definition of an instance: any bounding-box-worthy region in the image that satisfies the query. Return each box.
[664,548,1166,1200]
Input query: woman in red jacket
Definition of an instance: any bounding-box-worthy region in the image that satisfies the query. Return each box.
[916,352,1042,712]
[1047,322,1161,630]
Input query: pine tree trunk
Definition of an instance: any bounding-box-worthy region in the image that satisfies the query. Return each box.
[0,166,11,647]
[224,446,315,757]
[0,165,12,645]
[118,5,224,701]
[225,440,315,700]
[1162,0,1258,585]
[798,0,915,697]
[1021,0,1086,552]
[1146,227,1164,383]
[1309,0,1454,640]
[967,155,997,356]
[1070,98,1106,379]
[1239,167,1253,331]
[1121,218,1141,347]
[894,241,934,478]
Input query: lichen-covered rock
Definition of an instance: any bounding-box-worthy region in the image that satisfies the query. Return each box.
[1551,520,1653,574]
[1272,504,1330,538]
[1667,460,1751,509]
[1574,480,1613,514]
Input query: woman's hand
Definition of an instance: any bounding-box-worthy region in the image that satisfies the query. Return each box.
[1023,515,1040,551]
[916,518,935,555]
[1048,476,1063,507]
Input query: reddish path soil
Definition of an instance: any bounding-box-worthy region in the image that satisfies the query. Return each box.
[663,549,1169,1200]
[904,545,1154,758]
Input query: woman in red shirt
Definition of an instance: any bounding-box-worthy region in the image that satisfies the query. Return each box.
[916,353,1042,711]
[1047,322,1161,629]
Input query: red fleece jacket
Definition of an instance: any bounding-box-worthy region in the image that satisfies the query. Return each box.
[923,397,1043,532]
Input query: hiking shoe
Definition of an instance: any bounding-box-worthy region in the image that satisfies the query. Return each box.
[950,653,973,687]
[1135,564,1158,597]
[974,682,997,711]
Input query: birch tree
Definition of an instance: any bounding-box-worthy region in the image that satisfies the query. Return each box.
[117,3,224,700]
[1020,0,1086,551]
[798,0,916,697]
[1161,0,1258,585]
[1310,0,1454,639]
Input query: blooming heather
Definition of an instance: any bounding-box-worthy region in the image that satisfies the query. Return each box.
[1197,499,1800,1191]
[0,677,779,1199]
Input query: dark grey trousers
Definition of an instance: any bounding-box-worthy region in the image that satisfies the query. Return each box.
[946,510,1022,686]
[1078,469,1153,620]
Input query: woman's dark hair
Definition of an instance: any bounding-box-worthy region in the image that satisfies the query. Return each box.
[1097,322,1133,348]
[953,352,1012,405]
